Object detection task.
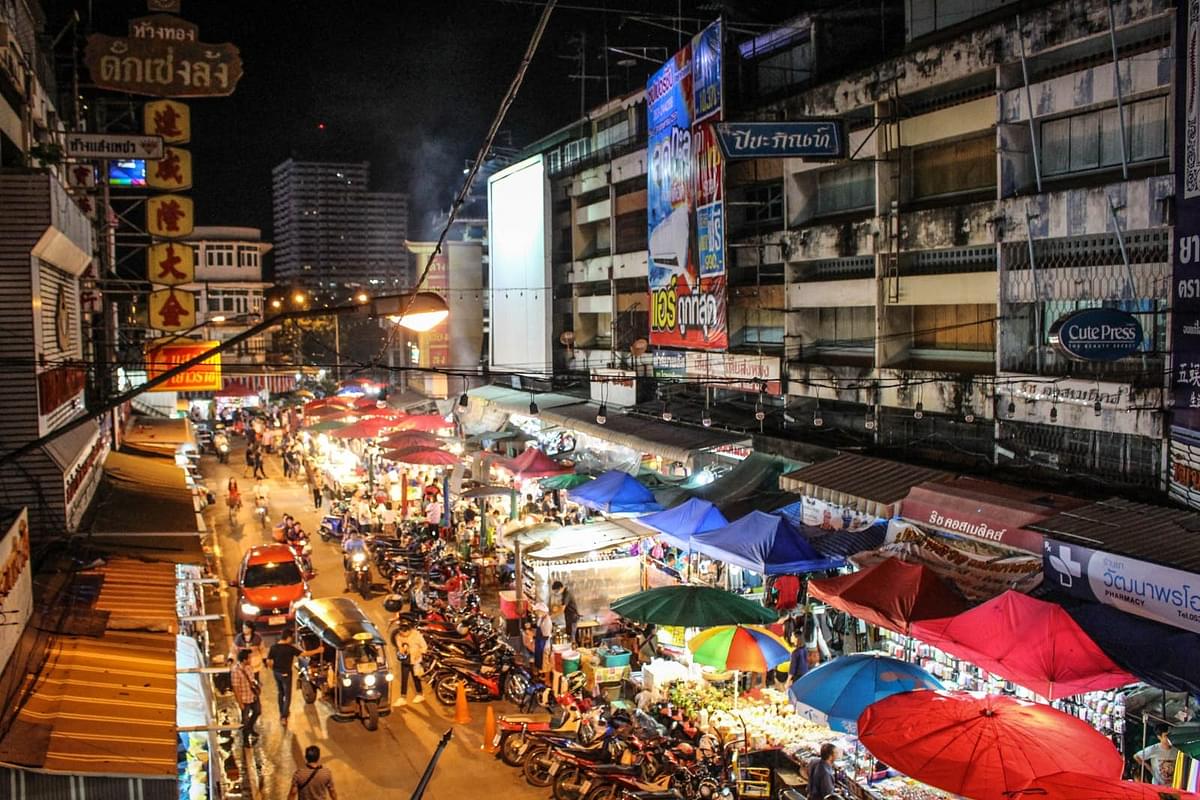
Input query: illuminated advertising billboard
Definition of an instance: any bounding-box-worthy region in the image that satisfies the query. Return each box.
[647,19,727,351]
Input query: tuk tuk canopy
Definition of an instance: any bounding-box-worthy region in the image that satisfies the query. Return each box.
[294,597,384,649]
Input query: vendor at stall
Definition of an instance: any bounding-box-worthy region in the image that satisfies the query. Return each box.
[806,743,840,799]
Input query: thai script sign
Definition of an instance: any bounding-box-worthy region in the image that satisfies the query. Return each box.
[146,340,221,391]
[1044,539,1200,634]
[1174,0,1200,433]
[647,20,727,351]
[1048,308,1143,361]
[64,132,163,160]
[714,121,845,160]
[84,15,243,97]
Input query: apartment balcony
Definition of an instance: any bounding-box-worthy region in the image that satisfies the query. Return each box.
[565,255,612,284]
[787,258,876,309]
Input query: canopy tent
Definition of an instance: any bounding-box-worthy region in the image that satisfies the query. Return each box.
[568,470,662,514]
[382,447,460,466]
[519,521,639,563]
[499,446,570,479]
[808,557,968,635]
[306,418,350,433]
[380,430,446,449]
[540,472,593,491]
[1061,601,1200,695]
[636,498,729,549]
[691,511,843,575]
[328,416,405,439]
[910,591,1136,700]
[775,501,888,559]
[395,413,453,432]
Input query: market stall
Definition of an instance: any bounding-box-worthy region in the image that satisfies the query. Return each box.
[568,470,663,515]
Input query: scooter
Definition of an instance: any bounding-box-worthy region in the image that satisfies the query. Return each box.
[431,645,530,707]
[344,549,371,599]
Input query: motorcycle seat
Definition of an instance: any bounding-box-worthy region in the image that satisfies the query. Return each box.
[588,763,639,776]
[498,713,551,724]
[627,792,683,800]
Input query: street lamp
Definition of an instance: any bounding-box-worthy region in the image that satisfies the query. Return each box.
[376,292,449,332]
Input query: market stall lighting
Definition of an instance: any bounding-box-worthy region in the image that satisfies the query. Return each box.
[754,401,765,422]
[1093,399,1102,416]
[964,410,975,423]
[356,292,369,303]
[701,409,712,427]
[661,401,672,422]
[457,392,469,413]
[292,292,306,304]
[210,315,226,323]
[913,401,924,420]
[528,394,539,416]
[1049,404,1058,422]
[864,414,876,431]
[596,402,607,425]
[812,409,823,428]
[1007,400,1017,417]
[271,299,282,309]
[375,292,449,332]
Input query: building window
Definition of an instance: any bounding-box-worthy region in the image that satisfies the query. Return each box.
[1040,96,1167,177]
[910,133,995,200]
[743,184,784,224]
[814,306,874,349]
[912,304,995,351]
[816,162,874,216]
[753,37,813,96]
[238,246,259,269]
[206,244,235,268]
[907,0,1017,41]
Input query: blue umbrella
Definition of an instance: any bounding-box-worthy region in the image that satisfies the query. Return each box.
[789,653,943,734]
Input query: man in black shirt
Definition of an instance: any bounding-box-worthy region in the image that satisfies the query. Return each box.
[807,742,840,800]
[266,629,307,726]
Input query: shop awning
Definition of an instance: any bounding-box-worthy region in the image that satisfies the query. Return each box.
[691,510,844,575]
[521,521,639,562]
[122,416,195,456]
[42,417,100,471]
[84,452,200,542]
[1062,600,1200,695]
[901,477,1087,554]
[218,377,260,397]
[102,451,189,498]
[468,385,585,416]
[542,403,750,469]
[0,560,178,776]
[1028,497,1200,574]
[779,453,952,518]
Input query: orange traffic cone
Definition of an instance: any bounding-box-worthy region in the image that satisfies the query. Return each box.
[454,679,471,725]
[482,705,498,753]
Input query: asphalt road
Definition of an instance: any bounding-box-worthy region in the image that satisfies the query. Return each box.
[202,442,544,800]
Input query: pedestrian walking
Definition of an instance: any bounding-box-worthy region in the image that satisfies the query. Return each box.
[243,441,256,478]
[230,649,261,745]
[287,745,338,800]
[391,620,427,706]
[310,472,323,509]
[252,446,266,480]
[232,621,266,680]
[266,629,310,727]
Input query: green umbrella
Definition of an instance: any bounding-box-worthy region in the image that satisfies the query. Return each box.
[540,473,593,490]
[306,419,350,433]
[610,585,778,627]
[1168,723,1200,758]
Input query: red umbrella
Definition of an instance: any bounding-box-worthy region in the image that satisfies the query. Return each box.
[910,591,1136,700]
[395,413,452,433]
[808,557,967,635]
[383,447,459,466]
[380,431,445,449]
[304,397,351,413]
[353,395,384,410]
[1010,771,1200,800]
[328,417,405,439]
[499,447,570,479]
[858,691,1124,800]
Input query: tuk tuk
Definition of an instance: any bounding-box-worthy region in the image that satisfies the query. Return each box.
[294,596,392,730]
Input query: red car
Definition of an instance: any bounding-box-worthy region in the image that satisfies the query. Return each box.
[234,544,310,629]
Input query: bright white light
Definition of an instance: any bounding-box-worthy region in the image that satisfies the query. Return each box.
[210,315,226,323]
[387,309,448,332]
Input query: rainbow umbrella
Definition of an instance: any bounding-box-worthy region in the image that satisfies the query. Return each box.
[689,625,791,672]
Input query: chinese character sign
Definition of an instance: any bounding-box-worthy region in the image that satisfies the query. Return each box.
[646,20,727,351]
[146,146,192,191]
[147,194,194,238]
[147,241,195,286]
[144,99,190,143]
[148,287,196,332]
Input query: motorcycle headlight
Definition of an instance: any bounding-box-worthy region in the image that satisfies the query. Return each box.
[352,552,367,564]
[364,674,377,687]
[240,602,260,617]
[385,672,395,682]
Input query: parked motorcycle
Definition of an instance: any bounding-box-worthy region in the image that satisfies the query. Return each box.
[431,642,530,707]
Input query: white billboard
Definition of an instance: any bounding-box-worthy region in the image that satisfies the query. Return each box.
[487,155,552,375]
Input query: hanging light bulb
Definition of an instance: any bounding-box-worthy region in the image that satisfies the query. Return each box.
[1049,404,1058,423]
[701,404,712,427]
[913,401,924,420]
[528,395,539,417]
[864,414,876,431]
[813,408,824,428]
[754,400,766,422]
[596,402,608,425]
[1007,400,1016,418]
[456,391,469,414]
[662,401,672,422]
[964,409,975,423]
[1093,399,1102,416]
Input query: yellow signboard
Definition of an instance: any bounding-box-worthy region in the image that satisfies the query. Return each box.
[146,339,221,392]
[146,146,192,191]
[144,99,190,144]
[147,241,195,286]
[146,194,194,239]
[147,287,196,332]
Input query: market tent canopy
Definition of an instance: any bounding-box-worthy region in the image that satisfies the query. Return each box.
[691,511,843,575]
[395,413,454,432]
[568,470,662,514]
[520,521,638,562]
[858,691,1124,800]
[84,451,200,540]
[610,584,778,626]
[500,446,570,479]
[1062,601,1200,696]
[910,591,1137,700]
[689,625,791,672]
[808,557,968,635]
[658,453,797,513]
[775,502,888,559]
[306,418,351,433]
[540,472,593,491]
[383,447,460,466]
[779,453,951,519]
[380,430,445,449]
[329,416,405,439]
[636,498,729,549]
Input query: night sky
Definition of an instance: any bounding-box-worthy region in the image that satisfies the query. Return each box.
[48,1,801,248]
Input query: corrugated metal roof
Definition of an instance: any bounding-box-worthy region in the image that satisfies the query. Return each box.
[0,559,178,776]
[1029,497,1200,573]
[542,405,750,468]
[779,453,952,518]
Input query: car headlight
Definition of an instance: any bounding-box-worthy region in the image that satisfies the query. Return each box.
[385,672,394,682]
[240,602,260,617]
[341,677,352,687]
[364,674,377,687]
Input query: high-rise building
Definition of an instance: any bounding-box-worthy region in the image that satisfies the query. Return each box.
[271,159,409,290]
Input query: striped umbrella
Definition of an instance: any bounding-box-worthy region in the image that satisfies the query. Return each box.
[689,625,791,672]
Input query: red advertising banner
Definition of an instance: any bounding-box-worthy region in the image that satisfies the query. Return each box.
[145,340,221,392]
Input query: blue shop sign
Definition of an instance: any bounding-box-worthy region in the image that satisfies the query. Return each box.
[714,121,845,160]
[1048,308,1144,362]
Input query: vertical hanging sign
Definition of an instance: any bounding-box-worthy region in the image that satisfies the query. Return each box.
[1171,0,1200,506]
[647,19,728,351]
